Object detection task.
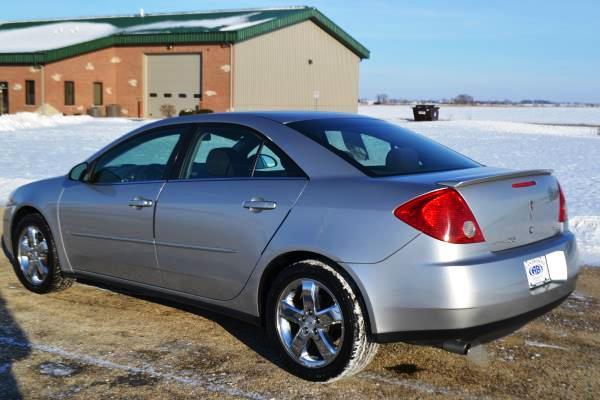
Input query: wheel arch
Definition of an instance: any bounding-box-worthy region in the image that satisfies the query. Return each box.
[257,250,374,337]
[10,205,45,244]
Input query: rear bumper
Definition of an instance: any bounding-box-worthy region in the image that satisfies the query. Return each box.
[371,294,569,344]
[346,231,579,339]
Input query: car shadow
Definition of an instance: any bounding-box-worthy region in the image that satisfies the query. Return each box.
[76,279,285,370]
[0,289,31,400]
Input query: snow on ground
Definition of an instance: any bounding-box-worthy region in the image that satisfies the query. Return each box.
[360,105,600,126]
[0,113,95,131]
[0,109,598,265]
[0,113,147,203]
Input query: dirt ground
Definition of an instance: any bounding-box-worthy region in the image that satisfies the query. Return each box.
[0,218,598,399]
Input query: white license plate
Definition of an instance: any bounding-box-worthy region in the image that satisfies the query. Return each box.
[523,251,568,289]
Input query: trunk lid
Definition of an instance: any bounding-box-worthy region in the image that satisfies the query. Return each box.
[437,168,562,251]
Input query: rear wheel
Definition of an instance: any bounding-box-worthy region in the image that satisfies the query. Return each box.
[12,213,74,294]
[266,259,378,382]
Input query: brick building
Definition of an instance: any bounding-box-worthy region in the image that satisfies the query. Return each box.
[0,7,369,117]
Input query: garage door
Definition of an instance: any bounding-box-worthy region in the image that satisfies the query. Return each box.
[146,54,201,118]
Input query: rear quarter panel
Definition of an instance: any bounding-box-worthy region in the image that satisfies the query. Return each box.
[263,177,425,264]
[230,176,431,316]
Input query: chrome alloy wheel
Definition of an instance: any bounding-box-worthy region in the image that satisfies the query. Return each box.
[276,279,344,368]
[17,226,50,286]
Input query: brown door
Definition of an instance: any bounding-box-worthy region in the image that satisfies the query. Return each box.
[0,82,8,115]
[93,82,103,106]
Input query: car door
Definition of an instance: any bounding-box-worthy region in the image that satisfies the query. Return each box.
[155,123,308,300]
[58,125,190,285]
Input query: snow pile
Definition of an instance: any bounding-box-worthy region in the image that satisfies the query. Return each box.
[0,112,95,132]
[0,13,275,53]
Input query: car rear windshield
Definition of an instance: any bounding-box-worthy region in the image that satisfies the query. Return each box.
[287,118,480,177]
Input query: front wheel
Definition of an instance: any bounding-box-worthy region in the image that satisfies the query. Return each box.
[266,260,378,382]
[12,213,74,294]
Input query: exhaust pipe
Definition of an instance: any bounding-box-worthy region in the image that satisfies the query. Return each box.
[442,340,471,355]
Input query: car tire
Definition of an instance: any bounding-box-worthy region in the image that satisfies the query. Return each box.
[266,259,378,382]
[11,213,74,294]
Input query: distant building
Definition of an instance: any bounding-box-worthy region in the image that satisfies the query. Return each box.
[0,7,369,117]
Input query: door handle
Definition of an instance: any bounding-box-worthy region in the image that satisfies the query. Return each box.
[243,197,277,213]
[128,197,153,209]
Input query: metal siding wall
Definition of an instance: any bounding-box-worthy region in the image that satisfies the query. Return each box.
[233,21,360,112]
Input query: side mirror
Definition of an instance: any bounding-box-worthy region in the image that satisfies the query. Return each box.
[255,154,278,170]
[68,162,89,182]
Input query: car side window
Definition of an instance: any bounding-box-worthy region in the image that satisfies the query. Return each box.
[182,124,305,179]
[251,141,304,178]
[92,129,183,184]
[183,125,260,179]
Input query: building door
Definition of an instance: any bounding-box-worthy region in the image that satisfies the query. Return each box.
[146,54,202,118]
[0,82,8,115]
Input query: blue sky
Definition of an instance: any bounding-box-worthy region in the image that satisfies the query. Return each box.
[2,1,599,102]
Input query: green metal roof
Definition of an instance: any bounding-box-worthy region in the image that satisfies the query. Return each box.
[0,7,369,64]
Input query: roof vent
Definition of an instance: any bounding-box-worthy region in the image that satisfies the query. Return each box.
[139,8,145,18]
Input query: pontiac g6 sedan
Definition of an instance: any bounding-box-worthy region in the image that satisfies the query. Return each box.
[2,112,579,381]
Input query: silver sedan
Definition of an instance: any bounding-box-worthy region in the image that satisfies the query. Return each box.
[1,112,579,382]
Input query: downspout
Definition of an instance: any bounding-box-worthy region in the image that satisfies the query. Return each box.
[229,42,234,112]
[40,64,47,115]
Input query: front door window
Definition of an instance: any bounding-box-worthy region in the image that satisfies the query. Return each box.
[92,130,183,184]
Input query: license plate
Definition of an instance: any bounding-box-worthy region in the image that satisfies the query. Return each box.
[523,251,567,289]
[524,256,551,288]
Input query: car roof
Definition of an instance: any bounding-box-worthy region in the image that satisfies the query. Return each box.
[162,111,373,125]
[235,111,372,124]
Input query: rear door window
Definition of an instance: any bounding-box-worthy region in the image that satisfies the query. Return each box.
[181,124,305,180]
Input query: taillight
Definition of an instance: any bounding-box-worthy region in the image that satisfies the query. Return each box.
[558,183,567,222]
[394,188,485,244]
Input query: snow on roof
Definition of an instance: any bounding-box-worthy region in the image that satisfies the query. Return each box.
[219,18,276,32]
[0,7,371,61]
[0,12,276,53]
[120,12,272,34]
[0,22,118,53]
[0,6,305,25]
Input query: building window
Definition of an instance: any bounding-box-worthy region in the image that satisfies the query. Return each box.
[25,80,35,106]
[93,82,103,106]
[65,81,75,106]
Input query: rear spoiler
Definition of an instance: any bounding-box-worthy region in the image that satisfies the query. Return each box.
[438,169,553,188]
